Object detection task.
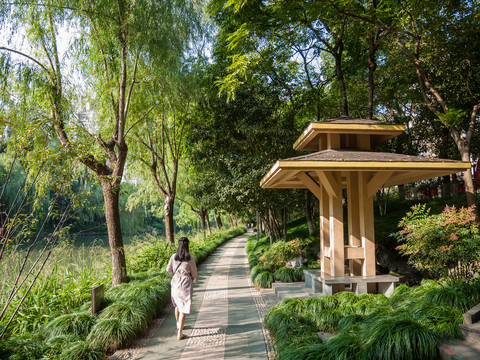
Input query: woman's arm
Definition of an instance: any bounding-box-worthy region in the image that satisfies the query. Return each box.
[190,256,198,283]
[166,255,174,275]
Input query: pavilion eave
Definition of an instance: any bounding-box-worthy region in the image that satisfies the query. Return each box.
[260,160,471,189]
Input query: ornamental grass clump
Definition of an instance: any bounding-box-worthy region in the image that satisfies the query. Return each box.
[264,301,319,351]
[394,204,480,282]
[250,264,266,282]
[277,343,328,360]
[322,331,365,360]
[87,318,136,353]
[274,267,297,282]
[254,271,274,289]
[45,333,82,353]
[42,311,96,339]
[59,340,105,360]
[412,302,463,339]
[362,314,438,360]
[99,300,149,333]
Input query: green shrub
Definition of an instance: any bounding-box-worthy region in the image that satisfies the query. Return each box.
[323,331,365,360]
[362,314,438,360]
[278,343,329,360]
[246,239,256,253]
[87,318,136,353]
[293,266,306,281]
[300,296,328,314]
[311,308,345,332]
[42,311,96,339]
[274,267,297,282]
[254,271,274,288]
[250,264,266,282]
[334,291,359,307]
[338,314,365,331]
[422,286,473,312]
[0,334,47,360]
[45,333,82,353]
[60,339,105,360]
[393,204,480,281]
[248,253,259,268]
[99,300,148,332]
[264,306,317,349]
[412,302,463,339]
[258,238,313,272]
[127,237,171,273]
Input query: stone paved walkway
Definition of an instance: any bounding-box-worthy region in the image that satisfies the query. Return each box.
[117,231,272,360]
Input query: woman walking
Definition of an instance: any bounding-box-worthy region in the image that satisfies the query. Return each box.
[166,237,198,340]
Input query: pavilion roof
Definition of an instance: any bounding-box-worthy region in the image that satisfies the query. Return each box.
[260,149,471,189]
[293,118,405,151]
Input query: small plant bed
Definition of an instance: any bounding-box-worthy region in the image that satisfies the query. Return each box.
[265,278,480,360]
[246,222,320,289]
[0,227,245,360]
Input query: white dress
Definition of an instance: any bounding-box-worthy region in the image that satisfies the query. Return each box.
[166,254,197,314]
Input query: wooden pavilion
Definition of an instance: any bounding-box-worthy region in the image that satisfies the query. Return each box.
[260,117,471,296]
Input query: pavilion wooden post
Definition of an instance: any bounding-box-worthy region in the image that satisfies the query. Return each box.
[329,172,345,292]
[359,172,377,292]
[320,185,330,276]
[347,172,362,276]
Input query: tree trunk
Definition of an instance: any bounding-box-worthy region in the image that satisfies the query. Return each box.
[215,211,223,229]
[398,184,405,200]
[460,150,477,213]
[268,205,282,241]
[229,217,234,228]
[163,195,175,245]
[199,206,207,236]
[334,51,348,117]
[367,30,378,120]
[305,190,316,235]
[205,210,212,235]
[442,175,451,199]
[452,174,459,197]
[100,179,127,285]
[377,188,390,216]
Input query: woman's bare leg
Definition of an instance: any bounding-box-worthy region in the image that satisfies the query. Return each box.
[175,307,179,329]
[177,312,186,340]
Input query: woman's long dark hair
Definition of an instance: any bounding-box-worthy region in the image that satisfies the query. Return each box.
[174,237,191,261]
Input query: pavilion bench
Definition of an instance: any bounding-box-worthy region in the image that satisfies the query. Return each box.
[304,269,399,297]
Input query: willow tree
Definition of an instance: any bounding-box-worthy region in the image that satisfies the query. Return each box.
[0,0,196,284]
[133,92,195,245]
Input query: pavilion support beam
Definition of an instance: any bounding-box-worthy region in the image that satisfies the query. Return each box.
[329,172,345,292]
[359,172,376,293]
[347,172,362,276]
[367,171,394,198]
[320,185,330,275]
[296,172,323,200]
[316,171,338,198]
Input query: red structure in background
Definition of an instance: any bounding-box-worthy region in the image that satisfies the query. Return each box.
[421,158,480,198]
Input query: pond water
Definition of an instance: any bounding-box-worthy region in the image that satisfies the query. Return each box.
[68,233,136,247]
